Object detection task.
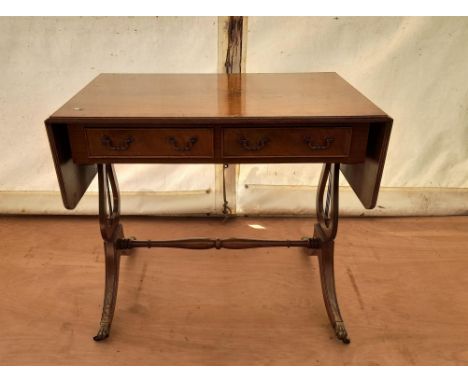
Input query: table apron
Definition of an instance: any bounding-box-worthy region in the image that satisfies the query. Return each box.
[67,124,370,164]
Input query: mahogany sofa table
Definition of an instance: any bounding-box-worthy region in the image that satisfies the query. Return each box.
[45,73,392,344]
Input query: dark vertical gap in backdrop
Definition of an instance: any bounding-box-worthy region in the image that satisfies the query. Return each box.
[225,16,244,74]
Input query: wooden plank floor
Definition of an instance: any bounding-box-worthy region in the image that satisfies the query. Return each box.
[0,215,467,365]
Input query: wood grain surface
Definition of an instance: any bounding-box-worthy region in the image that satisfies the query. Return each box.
[0,216,467,365]
[49,73,388,120]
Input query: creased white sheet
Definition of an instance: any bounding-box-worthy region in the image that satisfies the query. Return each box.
[0,17,466,215]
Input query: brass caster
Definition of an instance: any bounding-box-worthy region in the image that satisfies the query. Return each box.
[93,323,111,341]
[335,321,351,344]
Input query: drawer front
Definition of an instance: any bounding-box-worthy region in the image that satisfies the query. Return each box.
[85,128,214,158]
[223,127,360,160]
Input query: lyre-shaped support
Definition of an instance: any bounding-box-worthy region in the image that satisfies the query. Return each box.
[94,164,124,341]
[98,164,120,242]
[90,162,350,344]
[314,163,350,344]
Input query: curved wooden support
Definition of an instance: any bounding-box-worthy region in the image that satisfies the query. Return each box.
[315,235,350,344]
[316,163,339,241]
[314,163,350,344]
[98,164,120,242]
[94,164,124,341]
[94,224,124,341]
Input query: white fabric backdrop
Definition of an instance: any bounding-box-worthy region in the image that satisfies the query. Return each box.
[0,17,218,214]
[0,17,467,215]
[239,16,468,215]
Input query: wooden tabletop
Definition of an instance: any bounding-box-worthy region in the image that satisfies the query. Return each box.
[50,73,388,121]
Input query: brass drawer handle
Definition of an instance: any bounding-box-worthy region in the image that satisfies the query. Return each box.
[101,135,134,151]
[238,135,270,151]
[167,136,198,152]
[303,136,335,150]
